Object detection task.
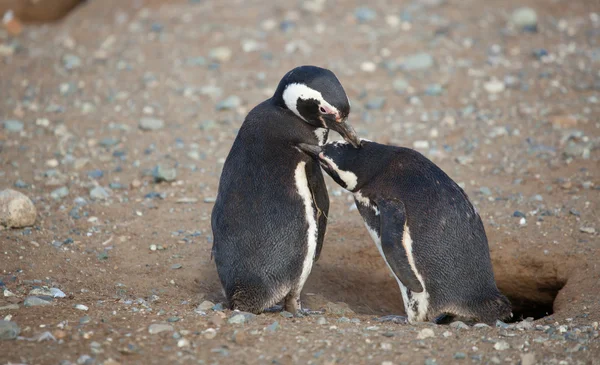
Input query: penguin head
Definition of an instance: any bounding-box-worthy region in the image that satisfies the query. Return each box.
[274,65,360,148]
[298,140,373,192]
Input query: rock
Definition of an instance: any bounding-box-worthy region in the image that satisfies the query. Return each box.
[360,62,376,73]
[580,226,596,234]
[453,352,467,360]
[209,47,232,62]
[484,79,505,94]
[413,140,429,149]
[74,304,89,311]
[90,186,110,201]
[177,338,190,348]
[479,187,492,196]
[280,311,294,318]
[494,341,510,351]
[0,189,37,229]
[425,84,443,96]
[266,321,279,332]
[30,288,53,296]
[153,165,177,183]
[473,323,491,329]
[325,302,355,315]
[424,359,437,365]
[3,120,24,133]
[516,320,534,330]
[62,54,82,70]
[51,288,66,298]
[203,328,217,339]
[51,186,70,200]
[393,79,410,94]
[14,180,28,189]
[520,353,536,365]
[197,300,215,312]
[228,313,249,324]
[171,264,182,270]
[449,321,470,330]
[513,211,526,218]
[216,95,241,111]
[0,320,20,340]
[417,328,435,339]
[354,7,376,23]
[148,323,174,334]
[365,97,386,110]
[0,304,19,311]
[139,117,165,131]
[511,7,537,32]
[24,296,52,307]
[402,53,434,71]
[317,317,328,325]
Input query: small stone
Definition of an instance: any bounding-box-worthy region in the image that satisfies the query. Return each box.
[496,320,510,328]
[449,321,470,330]
[393,79,410,93]
[511,7,538,31]
[0,189,37,229]
[266,321,279,332]
[62,54,82,70]
[354,7,377,22]
[216,95,241,111]
[177,338,190,348]
[520,353,536,365]
[484,79,505,94]
[360,62,377,73]
[494,341,510,351]
[365,97,386,110]
[90,186,110,201]
[0,304,19,311]
[203,328,217,339]
[75,304,89,311]
[413,140,429,149]
[153,165,177,183]
[513,211,526,218]
[455,156,473,165]
[228,314,247,324]
[402,53,434,71]
[479,187,492,196]
[580,226,596,234]
[424,359,437,365]
[280,311,294,318]
[317,317,328,325]
[425,84,443,96]
[24,296,52,307]
[473,323,491,329]
[197,300,215,312]
[3,120,24,133]
[453,352,467,360]
[0,320,20,340]
[171,264,183,270]
[148,323,174,334]
[417,328,435,339]
[516,320,534,330]
[209,47,232,62]
[51,187,70,200]
[14,180,28,189]
[30,288,53,296]
[519,217,527,226]
[139,117,165,131]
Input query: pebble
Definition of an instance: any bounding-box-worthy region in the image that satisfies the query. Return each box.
[171,264,182,270]
[413,140,430,149]
[14,180,28,189]
[228,313,253,324]
[473,323,491,329]
[511,7,538,31]
[579,226,595,234]
[417,328,435,339]
[402,53,434,71]
[360,62,377,73]
[280,311,294,318]
[153,165,177,183]
[266,321,279,332]
[90,186,110,201]
[0,189,37,229]
[62,54,82,70]
[74,304,89,311]
[424,359,437,365]
[0,320,20,340]
[24,296,52,307]
[317,317,328,325]
[3,120,24,133]
[148,323,174,334]
[216,95,241,111]
[393,79,410,94]
[453,352,467,359]
[139,117,165,131]
[51,187,70,200]
[449,321,470,330]
[425,84,443,96]
[494,341,510,351]
[479,187,492,196]
[354,7,377,23]
[209,47,232,63]
[203,328,217,339]
[484,79,506,94]
[513,211,526,218]
[365,97,386,110]
[177,338,190,348]
[197,300,215,312]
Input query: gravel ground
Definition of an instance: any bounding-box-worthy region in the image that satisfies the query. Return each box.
[1,0,599,364]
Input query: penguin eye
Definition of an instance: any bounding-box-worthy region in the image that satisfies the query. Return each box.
[319,106,327,114]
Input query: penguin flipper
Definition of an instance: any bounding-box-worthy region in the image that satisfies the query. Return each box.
[377,198,424,293]
[306,161,329,262]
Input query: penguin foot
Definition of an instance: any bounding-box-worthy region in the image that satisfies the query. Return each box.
[263,305,284,313]
[375,315,409,324]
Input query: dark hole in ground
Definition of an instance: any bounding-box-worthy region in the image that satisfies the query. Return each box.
[503,281,566,323]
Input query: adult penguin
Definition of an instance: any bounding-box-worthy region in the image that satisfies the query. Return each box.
[211,66,360,314]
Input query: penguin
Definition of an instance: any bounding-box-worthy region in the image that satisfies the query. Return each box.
[296,140,512,324]
[211,66,360,314]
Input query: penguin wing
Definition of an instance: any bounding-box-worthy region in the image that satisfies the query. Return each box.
[306,161,329,262]
[377,199,424,293]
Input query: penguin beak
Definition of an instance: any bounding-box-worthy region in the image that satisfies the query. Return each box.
[297,143,322,159]
[322,115,361,148]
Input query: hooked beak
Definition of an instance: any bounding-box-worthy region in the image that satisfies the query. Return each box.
[297,143,323,159]
[322,115,361,148]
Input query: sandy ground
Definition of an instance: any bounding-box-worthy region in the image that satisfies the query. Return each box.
[0,0,599,364]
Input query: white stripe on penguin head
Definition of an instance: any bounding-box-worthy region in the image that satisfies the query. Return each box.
[320,154,358,191]
[282,83,339,122]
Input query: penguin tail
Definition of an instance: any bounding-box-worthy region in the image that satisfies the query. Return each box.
[472,292,513,325]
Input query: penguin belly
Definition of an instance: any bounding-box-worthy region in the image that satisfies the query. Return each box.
[355,195,430,323]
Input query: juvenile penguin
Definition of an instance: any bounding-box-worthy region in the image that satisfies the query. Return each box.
[297,140,512,324]
[211,66,360,314]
